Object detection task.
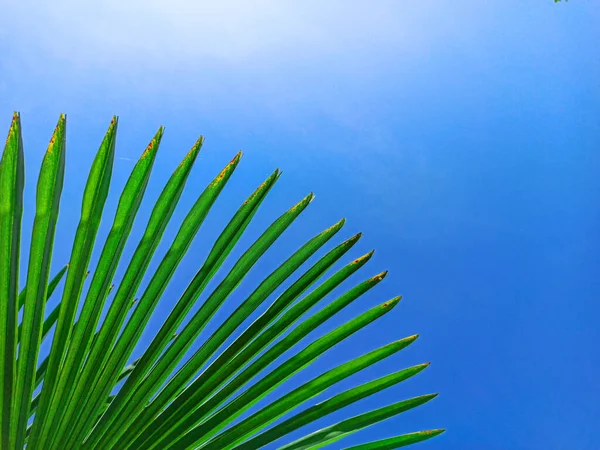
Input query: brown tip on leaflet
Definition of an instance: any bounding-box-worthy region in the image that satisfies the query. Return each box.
[179,138,202,167]
[352,250,372,264]
[141,138,156,159]
[374,270,388,281]
[6,112,20,145]
[226,152,241,168]
[48,118,63,153]
[214,155,239,184]
[290,193,313,212]
[380,296,400,309]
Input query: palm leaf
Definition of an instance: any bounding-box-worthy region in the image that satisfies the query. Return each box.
[17,265,68,343]
[279,395,440,450]
[1,113,441,450]
[0,112,25,450]
[343,430,446,450]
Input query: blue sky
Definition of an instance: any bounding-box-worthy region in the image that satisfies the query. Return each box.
[1,1,599,449]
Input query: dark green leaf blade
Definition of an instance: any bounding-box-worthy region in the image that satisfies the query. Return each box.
[0,112,25,450]
[17,265,68,343]
[18,263,67,311]
[11,114,66,450]
[236,363,430,450]
[343,429,446,450]
[280,394,439,450]
[206,336,418,449]
[120,232,364,449]
[27,116,118,450]
[130,255,380,450]
[53,135,204,449]
[43,127,163,449]
[87,174,322,450]
[61,147,240,449]
[167,297,401,449]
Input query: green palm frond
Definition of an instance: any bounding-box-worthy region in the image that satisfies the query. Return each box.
[1,113,442,449]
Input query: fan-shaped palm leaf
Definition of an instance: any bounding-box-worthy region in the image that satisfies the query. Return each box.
[0,113,443,449]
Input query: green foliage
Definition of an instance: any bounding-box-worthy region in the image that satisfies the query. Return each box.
[0,113,441,449]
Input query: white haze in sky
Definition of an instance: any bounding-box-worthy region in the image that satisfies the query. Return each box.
[2,0,488,72]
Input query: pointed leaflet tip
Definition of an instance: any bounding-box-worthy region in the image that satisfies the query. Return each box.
[291,192,314,212]
[46,114,66,154]
[351,249,374,265]
[390,334,419,352]
[411,362,431,372]
[408,393,438,407]
[179,136,204,167]
[229,151,242,165]
[417,393,439,404]
[5,112,21,147]
[397,333,418,345]
[210,152,242,187]
[140,126,165,159]
[370,270,388,282]
[380,296,401,309]
[344,232,362,247]
[9,111,20,128]
[243,169,280,205]
[325,218,346,234]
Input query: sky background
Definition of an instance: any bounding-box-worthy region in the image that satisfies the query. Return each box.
[1,1,600,449]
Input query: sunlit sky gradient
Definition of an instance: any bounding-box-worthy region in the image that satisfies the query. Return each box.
[2,1,599,449]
